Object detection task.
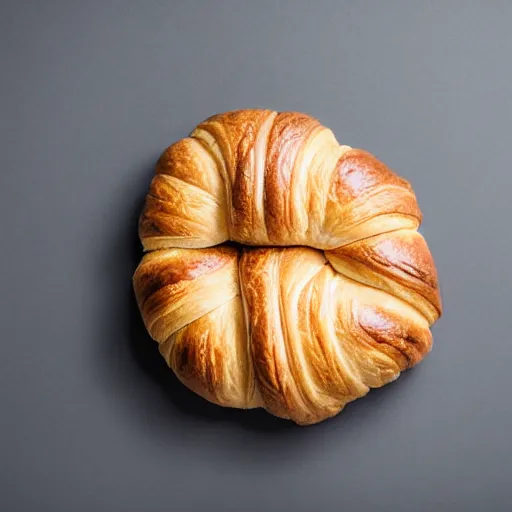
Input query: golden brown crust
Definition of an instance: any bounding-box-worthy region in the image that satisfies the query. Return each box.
[357,305,432,371]
[194,109,274,184]
[133,247,240,341]
[329,149,421,221]
[325,229,441,324]
[132,109,443,425]
[134,246,235,306]
[161,296,258,409]
[155,138,223,197]
[138,136,228,250]
[263,112,322,242]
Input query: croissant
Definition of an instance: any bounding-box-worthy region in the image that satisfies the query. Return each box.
[133,109,442,425]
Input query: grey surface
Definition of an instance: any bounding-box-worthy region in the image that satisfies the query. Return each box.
[1,1,511,511]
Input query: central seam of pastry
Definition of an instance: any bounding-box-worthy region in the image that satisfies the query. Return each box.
[132,109,442,425]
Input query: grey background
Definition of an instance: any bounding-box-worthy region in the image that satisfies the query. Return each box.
[1,1,511,511]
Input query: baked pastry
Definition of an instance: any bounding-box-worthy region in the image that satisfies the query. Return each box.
[132,109,442,425]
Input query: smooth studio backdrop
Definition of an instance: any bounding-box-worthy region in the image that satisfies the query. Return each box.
[1,1,511,511]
